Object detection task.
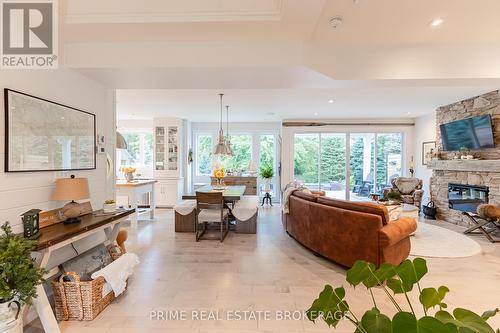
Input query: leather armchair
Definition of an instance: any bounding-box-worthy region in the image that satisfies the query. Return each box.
[384,177,424,212]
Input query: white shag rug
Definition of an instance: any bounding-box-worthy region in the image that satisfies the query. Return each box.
[410,223,482,258]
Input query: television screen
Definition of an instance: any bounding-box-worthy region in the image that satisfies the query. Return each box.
[440,115,495,151]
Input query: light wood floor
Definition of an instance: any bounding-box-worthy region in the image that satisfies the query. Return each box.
[26,205,500,333]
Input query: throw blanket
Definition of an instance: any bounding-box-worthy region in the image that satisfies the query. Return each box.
[173,200,196,215]
[91,253,140,296]
[282,184,311,214]
[233,200,258,221]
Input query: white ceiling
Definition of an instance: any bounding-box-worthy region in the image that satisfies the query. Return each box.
[57,0,500,121]
[116,81,500,122]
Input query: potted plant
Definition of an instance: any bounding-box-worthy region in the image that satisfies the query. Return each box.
[0,222,45,332]
[386,191,403,204]
[307,258,499,332]
[260,165,274,192]
[103,199,116,213]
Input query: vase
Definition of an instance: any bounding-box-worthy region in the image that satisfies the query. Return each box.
[0,300,21,333]
[214,178,225,189]
[124,172,134,182]
[264,178,271,192]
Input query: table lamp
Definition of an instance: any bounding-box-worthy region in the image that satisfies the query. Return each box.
[52,175,90,224]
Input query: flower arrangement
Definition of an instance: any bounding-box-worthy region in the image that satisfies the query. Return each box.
[213,166,225,180]
[213,166,225,188]
[119,166,136,174]
[120,166,137,182]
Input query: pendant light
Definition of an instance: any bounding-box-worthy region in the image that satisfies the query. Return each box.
[213,93,230,155]
[225,105,234,156]
[116,131,128,149]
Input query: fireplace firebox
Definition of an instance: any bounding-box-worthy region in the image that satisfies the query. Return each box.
[448,183,489,213]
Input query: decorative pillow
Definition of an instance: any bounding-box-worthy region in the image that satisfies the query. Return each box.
[60,244,113,281]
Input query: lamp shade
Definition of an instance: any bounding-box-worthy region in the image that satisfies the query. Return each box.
[52,176,90,201]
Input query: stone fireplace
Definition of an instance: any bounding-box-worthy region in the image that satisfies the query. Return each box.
[429,90,500,227]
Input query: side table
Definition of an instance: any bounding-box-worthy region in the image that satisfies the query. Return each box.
[261,191,273,206]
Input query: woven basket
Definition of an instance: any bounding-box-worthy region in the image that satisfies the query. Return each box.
[52,272,115,321]
[52,245,125,321]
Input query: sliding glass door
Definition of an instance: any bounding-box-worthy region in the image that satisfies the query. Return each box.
[349,133,375,201]
[293,133,347,198]
[376,133,403,192]
[294,132,403,200]
[294,134,320,190]
[320,134,347,199]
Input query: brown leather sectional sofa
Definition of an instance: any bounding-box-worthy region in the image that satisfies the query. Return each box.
[282,191,417,268]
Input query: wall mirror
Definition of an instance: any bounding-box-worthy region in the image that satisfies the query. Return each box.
[4,89,96,172]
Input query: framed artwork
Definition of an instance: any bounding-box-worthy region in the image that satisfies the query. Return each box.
[422,141,436,165]
[4,89,96,172]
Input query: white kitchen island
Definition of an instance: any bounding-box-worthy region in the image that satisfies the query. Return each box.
[116,179,157,228]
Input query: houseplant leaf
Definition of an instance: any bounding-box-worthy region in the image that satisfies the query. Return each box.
[387,277,410,294]
[482,309,499,321]
[361,308,392,333]
[346,261,376,287]
[419,316,457,333]
[419,286,450,311]
[453,308,496,333]
[392,311,418,333]
[364,263,397,288]
[395,258,428,291]
[306,285,348,327]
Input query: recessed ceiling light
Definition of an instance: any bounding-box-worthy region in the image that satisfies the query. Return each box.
[329,16,343,29]
[430,18,443,27]
[266,112,276,116]
[406,111,411,115]
[328,99,334,104]
[314,112,319,116]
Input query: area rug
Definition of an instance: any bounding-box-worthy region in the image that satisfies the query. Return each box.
[409,223,482,258]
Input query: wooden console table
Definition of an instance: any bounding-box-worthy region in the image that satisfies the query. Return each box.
[31,209,134,333]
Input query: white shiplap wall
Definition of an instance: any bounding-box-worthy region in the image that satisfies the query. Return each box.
[0,68,116,234]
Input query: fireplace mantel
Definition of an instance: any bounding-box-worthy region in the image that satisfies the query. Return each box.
[427,159,500,173]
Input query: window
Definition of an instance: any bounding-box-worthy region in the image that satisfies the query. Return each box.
[196,134,213,175]
[118,131,153,168]
[294,134,319,190]
[259,134,276,192]
[259,135,275,169]
[376,133,403,191]
[220,135,252,171]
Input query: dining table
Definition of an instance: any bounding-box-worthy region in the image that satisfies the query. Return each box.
[182,184,247,201]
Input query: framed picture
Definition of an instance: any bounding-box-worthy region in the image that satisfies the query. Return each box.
[4,89,96,172]
[422,141,436,165]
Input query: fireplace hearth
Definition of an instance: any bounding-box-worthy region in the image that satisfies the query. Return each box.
[448,183,489,213]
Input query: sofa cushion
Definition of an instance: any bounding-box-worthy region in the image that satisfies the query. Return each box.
[292,190,317,202]
[317,197,390,225]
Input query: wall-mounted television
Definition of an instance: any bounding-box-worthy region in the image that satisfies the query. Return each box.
[440,115,495,151]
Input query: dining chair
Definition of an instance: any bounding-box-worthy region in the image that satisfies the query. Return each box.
[195,191,229,242]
